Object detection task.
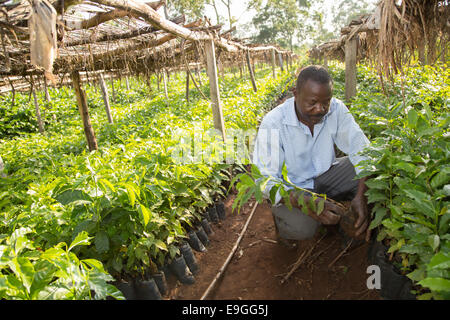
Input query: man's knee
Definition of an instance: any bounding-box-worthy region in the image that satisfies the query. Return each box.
[271,204,320,240]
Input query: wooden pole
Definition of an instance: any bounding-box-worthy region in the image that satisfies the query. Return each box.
[163,70,169,103]
[271,49,276,78]
[156,72,160,91]
[204,39,226,141]
[246,50,257,92]
[71,71,98,152]
[278,52,284,72]
[185,69,190,104]
[344,37,357,104]
[111,76,116,103]
[125,75,130,90]
[32,88,45,134]
[418,42,426,65]
[43,77,51,102]
[98,73,114,124]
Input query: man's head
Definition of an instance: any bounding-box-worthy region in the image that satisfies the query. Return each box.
[293,65,333,127]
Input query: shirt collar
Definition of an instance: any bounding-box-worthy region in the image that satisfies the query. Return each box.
[282,97,336,127]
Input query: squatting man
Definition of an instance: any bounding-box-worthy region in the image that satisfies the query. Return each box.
[253,65,372,246]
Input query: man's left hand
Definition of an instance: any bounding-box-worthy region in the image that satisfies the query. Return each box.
[350,194,371,241]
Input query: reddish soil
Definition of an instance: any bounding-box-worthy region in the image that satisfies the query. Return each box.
[166,194,381,300]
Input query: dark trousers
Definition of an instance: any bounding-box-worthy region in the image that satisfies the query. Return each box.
[272,157,359,240]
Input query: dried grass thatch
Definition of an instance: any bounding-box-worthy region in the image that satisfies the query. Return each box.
[0,0,294,92]
[309,0,449,77]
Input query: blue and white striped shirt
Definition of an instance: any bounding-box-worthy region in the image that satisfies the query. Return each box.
[252,96,370,204]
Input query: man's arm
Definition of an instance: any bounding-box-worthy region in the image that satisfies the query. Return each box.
[334,101,371,240]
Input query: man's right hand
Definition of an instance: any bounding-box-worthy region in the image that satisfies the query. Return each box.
[288,191,343,225]
[309,199,343,225]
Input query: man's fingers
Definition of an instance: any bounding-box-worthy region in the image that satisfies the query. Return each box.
[321,210,340,225]
[365,227,372,242]
[326,202,344,216]
[355,218,369,237]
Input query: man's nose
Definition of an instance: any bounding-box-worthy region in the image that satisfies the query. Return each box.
[313,103,326,114]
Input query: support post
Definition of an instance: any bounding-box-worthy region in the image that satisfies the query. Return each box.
[344,37,357,104]
[271,49,276,78]
[32,88,44,134]
[43,77,51,102]
[204,39,226,141]
[163,70,169,103]
[418,42,426,65]
[246,50,257,92]
[111,76,116,103]
[126,75,130,90]
[71,71,98,152]
[185,69,190,104]
[98,73,114,124]
[278,52,284,72]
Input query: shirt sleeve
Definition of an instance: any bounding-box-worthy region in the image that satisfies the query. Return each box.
[252,114,285,205]
[333,100,370,174]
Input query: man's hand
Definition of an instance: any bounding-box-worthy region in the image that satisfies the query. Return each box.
[311,199,343,225]
[351,178,371,241]
[288,191,343,225]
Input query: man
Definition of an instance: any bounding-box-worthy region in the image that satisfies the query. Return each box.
[252,65,371,246]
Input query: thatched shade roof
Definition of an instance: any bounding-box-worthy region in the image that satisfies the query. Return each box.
[309,0,449,75]
[0,0,294,91]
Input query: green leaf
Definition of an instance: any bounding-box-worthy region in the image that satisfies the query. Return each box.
[98,178,116,193]
[407,108,418,128]
[154,239,168,251]
[418,278,450,292]
[407,268,425,282]
[140,205,151,227]
[55,189,92,206]
[393,162,416,173]
[8,257,35,293]
[365,178,389,190]
[428,252,450,270]
[428,234,440,252]
[316,198,324,215]
[431,168,450,189]
[95,231,110,254]
[369,207,387,230]
[69,231,91,251]
[269,184,280,205]
[281,162,293,185]
[367,190,387,204]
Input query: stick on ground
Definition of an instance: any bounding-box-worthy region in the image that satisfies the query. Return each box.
[200,201,259,300]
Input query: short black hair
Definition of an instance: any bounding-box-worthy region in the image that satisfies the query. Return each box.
[296,65,333,91]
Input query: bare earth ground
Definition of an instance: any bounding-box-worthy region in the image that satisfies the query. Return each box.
[166,194,381,300]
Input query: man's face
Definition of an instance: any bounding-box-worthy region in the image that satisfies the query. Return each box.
[293,79,332,127]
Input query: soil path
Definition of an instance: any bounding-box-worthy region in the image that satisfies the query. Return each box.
[166,194,381,300]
